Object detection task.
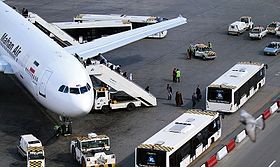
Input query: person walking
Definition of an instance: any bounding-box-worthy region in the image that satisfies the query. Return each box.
[196,85,202,102]
[173,68,177,82]
[187,46,192,59]
[175,91,179,106]
[208,41,212,49]
[178,92,183,106]
[192,93,197,108]
[167,84,173,100]
[176,69,181,83]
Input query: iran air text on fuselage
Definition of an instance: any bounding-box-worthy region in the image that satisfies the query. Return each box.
[1,33,22,59]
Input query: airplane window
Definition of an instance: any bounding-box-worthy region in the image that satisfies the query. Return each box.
[58,85,65,92]
[70,88,80,94]
[86,83,91,90]
[33,61,39,67]
[64,86,69,93]
[80,86,87,94]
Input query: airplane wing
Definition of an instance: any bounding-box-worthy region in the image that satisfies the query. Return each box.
[0,55,14,74]
[64,16,187,59]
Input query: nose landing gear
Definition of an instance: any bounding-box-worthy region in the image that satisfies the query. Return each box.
[56,116,72,136]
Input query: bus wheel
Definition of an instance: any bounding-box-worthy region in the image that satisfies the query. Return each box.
[81,158,86,167]
[127,103,136,111]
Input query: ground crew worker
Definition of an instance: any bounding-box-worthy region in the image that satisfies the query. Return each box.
[192,93,197,108]
[191,46,195,57]
[208,42,212,49]
[54,125,62,137]
[176,69,181,83]
[196,85,202,102]
[167,84,173,100]
[187,46,192,59]
[173,68,177,83]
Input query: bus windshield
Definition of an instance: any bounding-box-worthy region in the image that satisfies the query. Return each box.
[136,148,166,167]
[207,87,232,103]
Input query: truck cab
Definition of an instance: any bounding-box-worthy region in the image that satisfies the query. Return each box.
[228,16,254,35]
[18,134,43,157]
[240,16,254,29]
[70,133,116,167]
[93,87,141,112]
[17,134,45,167]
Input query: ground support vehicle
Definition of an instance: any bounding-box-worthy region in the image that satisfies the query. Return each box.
[264,42,280,56]
[17,134,45,167]
[70,133,116,167]
[240,16,254,29]
[228,21,247,35]
[228,16,254,35]
[249,26,267,39]
[92,87,142,112]
[266,21,280,34]
[206,62,266,113]
[189,43,216,60]
[135,109,221,167]
[86,59,157,112]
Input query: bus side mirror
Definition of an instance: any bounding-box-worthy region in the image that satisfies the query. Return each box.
[265,64,268,69]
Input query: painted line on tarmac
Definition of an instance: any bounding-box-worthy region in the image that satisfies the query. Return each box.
[268,160,276,167]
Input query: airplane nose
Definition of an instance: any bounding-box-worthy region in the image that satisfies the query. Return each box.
[70,94,93,117]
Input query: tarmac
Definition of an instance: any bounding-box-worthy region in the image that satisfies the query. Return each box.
[1,0,280,166]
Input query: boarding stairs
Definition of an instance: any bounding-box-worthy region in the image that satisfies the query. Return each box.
[86,64,157,107]
[26,12,79,47]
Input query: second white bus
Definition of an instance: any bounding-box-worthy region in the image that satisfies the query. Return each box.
[206,61,267,113]
[52,20,132,43]
[135,109,221,167]
[73,14,168,38]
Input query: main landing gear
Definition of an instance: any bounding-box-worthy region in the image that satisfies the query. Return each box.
[55,116,72,136]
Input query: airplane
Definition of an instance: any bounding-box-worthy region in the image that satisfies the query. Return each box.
[0,0,187,132]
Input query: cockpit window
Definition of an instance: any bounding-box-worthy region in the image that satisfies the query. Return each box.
[59,83,91,94]
[80,86,87,94]
[70,88,80,94]
[58,85,65,92]
[64,86,69,93]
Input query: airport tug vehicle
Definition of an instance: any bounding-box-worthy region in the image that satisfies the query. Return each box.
[17,134,45,167]
[70,133,116,167]
[189,43,216,60]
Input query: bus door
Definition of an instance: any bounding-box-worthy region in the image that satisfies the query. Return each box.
[39,70,53,98]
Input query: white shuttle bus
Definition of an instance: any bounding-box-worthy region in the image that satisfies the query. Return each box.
[135,109,221,167]
[206,62,267,113]
[53,20,132,43]
[74,14,168,38]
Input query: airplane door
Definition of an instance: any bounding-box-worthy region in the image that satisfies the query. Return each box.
[39,70,53,98]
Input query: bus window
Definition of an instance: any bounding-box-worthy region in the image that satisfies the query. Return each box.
[207,87,232,104]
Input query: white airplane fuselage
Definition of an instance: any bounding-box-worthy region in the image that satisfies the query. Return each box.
[0,2,94,117]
